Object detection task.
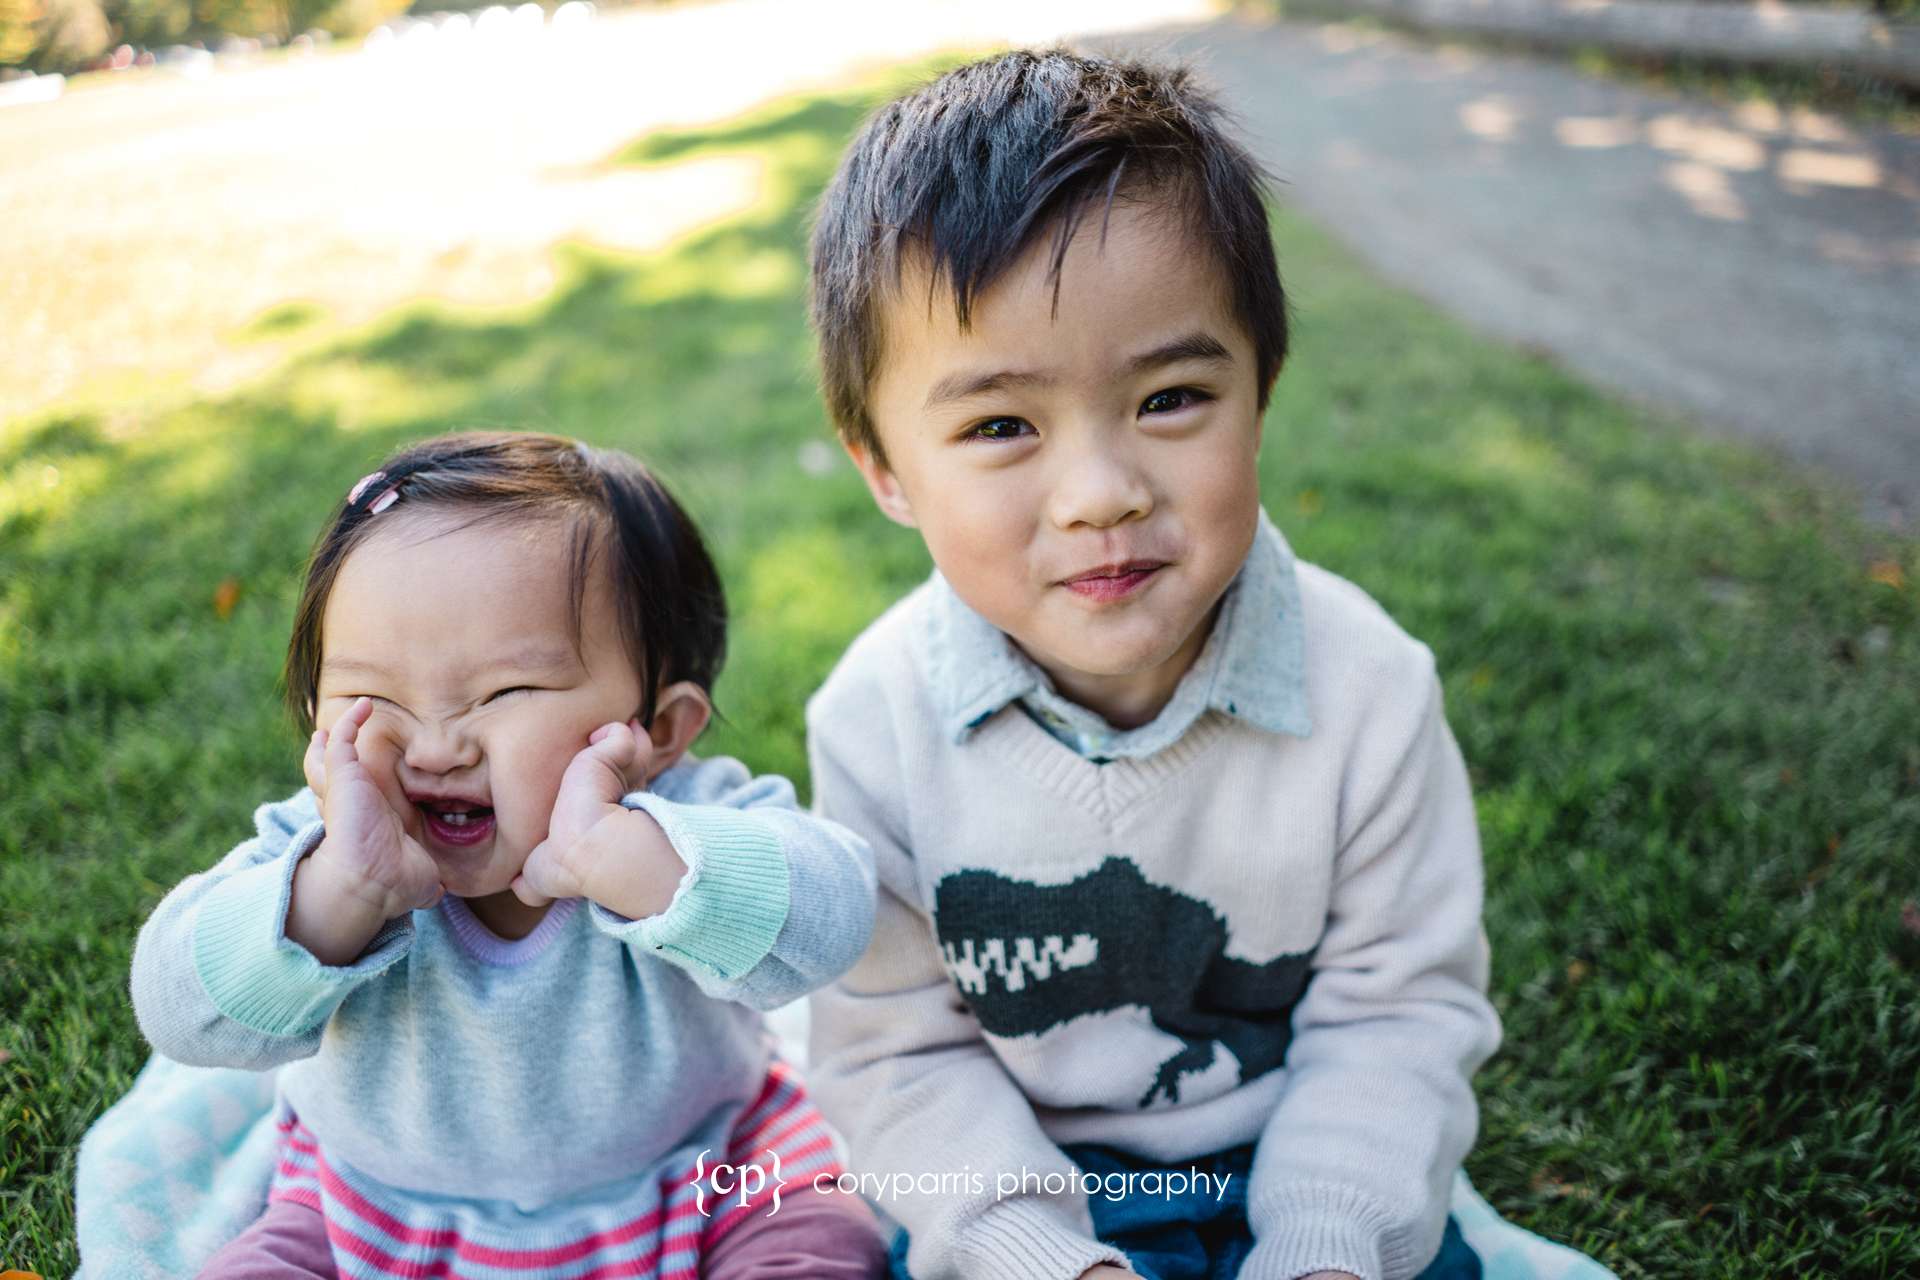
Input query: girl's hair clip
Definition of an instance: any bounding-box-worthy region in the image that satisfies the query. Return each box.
[347,470,402,514]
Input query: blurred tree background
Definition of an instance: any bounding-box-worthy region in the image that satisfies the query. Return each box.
[0,0,635,76]
[5,0,1917,77]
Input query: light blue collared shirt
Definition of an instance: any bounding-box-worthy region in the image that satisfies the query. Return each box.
[922,508,1314,761]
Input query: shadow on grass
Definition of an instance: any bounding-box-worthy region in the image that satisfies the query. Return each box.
[2,62,1917,1279]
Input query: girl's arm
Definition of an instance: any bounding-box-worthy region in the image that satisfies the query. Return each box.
[581,754,878,1011]
[129,790,415,1070]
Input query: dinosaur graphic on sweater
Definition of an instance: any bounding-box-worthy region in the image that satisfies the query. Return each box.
[933,857,1316,1108]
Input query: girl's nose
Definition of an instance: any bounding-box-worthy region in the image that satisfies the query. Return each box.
[403,721,481,775]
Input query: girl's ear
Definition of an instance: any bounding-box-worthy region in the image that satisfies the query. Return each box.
[639,681,713,782]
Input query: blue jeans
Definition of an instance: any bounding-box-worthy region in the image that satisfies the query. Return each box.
[887,1141,1481,1280]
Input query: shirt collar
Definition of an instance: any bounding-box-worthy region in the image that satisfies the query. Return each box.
[920,507,1313,752]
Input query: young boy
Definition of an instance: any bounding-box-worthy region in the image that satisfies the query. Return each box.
[802,51,1503,1280]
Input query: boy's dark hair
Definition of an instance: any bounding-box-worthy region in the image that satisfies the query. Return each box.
[809,48,1289,467]
[284,431,727,733]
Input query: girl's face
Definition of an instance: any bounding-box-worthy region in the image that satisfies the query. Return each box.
[312,509,645,900]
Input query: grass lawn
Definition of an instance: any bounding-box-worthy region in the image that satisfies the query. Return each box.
[3,61,1917,1280]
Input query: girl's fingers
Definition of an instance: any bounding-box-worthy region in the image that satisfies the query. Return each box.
[325,699,371,772]
[324,731,355,778]
[595,722,638,767]
[509,872,551,910]
[303,729,328,796]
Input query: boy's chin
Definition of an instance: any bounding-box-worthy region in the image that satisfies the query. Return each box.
[1031,620,1207,682]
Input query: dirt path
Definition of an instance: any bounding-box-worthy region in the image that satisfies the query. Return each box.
[1091,14,1920,527]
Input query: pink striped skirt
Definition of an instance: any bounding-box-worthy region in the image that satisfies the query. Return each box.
[265,1057,843,1280]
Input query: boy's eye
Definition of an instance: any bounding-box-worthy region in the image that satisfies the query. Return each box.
[964,417,1034,443]
[1140,387,1208,416]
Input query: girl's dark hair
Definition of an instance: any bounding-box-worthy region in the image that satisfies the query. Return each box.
[284,431,727,733]
[809,48,1290,467]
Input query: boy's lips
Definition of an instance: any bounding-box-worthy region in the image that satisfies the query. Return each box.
[1059,559,1166,602]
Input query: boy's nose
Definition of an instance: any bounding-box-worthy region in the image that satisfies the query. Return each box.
[1048,444,1154,531]
[402,721,481,775]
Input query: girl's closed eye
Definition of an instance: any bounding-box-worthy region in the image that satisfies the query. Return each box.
[485,686,536,704]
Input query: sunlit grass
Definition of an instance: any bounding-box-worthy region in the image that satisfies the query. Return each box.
[2,58,1916,1279]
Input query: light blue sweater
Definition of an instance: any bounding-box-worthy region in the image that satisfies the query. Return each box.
[129,752,875,1209]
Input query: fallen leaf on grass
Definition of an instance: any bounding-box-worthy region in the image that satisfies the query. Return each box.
[213,577,241,620]
[1805,833,1842,887]
[0,1048,10,1066]
[1528,1169,1596,1201]
[1892,902,1920,971]
[1867,559,1905,590]
[1566,959,1592,986]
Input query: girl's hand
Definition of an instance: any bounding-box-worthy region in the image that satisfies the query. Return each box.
[303,697,444,921]
[512,719,649,908]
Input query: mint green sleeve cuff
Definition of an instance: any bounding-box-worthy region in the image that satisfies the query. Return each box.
[588,793,790,984]
[190,819,414,1037]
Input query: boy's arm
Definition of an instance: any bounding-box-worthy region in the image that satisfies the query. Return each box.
[129,791,415,1070]
[804,699,1133,1280]
[584,753,877,1011]
[1242,662,1502,1280]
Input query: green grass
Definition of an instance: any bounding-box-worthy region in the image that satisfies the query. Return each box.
[4,60,1918,1279]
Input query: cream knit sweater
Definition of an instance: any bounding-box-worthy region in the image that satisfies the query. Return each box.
[803,551,1502,1280]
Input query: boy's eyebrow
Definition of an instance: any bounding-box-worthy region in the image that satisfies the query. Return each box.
[1126,332,1235,375]
[923,332,1236,410]
[924,368,1051,410]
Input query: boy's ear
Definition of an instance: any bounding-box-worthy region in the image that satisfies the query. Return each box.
[639,681,712,783]
[843,439,918,529]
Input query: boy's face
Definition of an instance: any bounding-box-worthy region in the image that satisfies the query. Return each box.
[852,198,1264,724]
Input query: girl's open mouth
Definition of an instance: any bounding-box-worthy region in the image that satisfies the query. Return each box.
[420,804,496,847]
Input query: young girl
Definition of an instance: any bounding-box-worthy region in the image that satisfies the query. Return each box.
[127,431,889,1278]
